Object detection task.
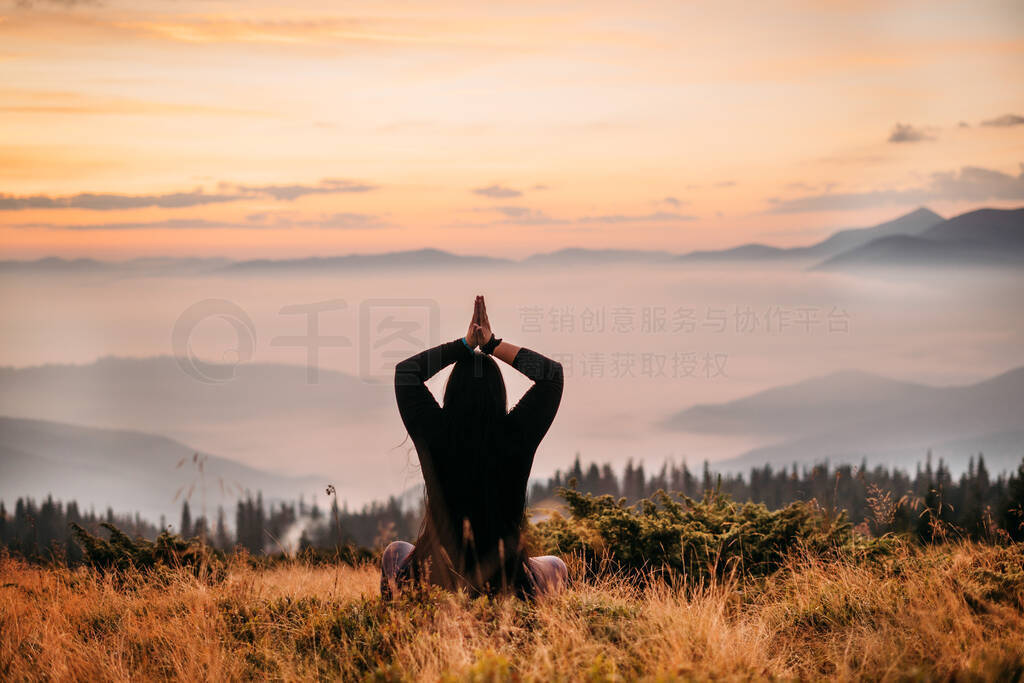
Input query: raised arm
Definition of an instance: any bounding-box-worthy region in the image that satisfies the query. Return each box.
[472,297,564,450]
[395,335,473,443]
[504,346,563,447]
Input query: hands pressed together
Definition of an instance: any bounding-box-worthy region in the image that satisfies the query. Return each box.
[465,295,494,349]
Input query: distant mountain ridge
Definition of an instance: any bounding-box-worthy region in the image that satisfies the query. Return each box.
[0,355,396,503]
[662,366,1024,474]
[0,415,323,524]
[522,248,677,266]
[0,256,230,275]
[221,247,511,273]
[817,208,1024,270]
[3,206,1021,272]
[677,207,944,262]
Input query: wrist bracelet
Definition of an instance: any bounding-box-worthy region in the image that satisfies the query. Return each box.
[480,334,502,354]
[461,337,473,351]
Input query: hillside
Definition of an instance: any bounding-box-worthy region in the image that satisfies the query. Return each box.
[677,207,943,263]
[0,356,396,499]
[662,366,1024,473]
[222,248,511,273]
[0,416,323,524]
[3,542,1023,680]
[817,207,1024,270]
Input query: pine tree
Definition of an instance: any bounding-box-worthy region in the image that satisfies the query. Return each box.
[180,500,192,538]
[215,506,231,550]
[1002,459,1024,541]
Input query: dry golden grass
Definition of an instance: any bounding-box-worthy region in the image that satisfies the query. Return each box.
[2,543,1023,681]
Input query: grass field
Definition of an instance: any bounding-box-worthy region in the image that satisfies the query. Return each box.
[2,541,1024,681]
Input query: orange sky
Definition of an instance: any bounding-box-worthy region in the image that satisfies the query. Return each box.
[1,0,1023,259]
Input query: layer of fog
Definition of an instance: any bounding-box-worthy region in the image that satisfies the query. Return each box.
[1,263,1021,507]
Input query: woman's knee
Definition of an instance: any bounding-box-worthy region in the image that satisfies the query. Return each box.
[382,541,414,570]
[528,555,568,595]
[380,541,415,600]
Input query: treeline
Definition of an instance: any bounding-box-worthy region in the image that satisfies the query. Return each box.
[227,492,420,555]
[4,452,1024,562]
[529,452,1024,542]
[0,498,160,563]
[0,491,421,563]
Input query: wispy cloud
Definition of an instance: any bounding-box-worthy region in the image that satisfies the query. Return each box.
[12,219,265,230]
[481,206,567,225]
[226,179,376,201]
[766,164,1024,213]
[888,122,934,143]
[0,178,376,211]
[12,211,394,230]
[660,196,687,208]
[0,190,241,211]
[13,0,100,7]
[471,184,523,199]
[294,212,394,230]
[577,211,696,224]
[229,211,394,230]
[981,113,1024,127]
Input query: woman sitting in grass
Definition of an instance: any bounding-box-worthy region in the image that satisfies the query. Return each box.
[382,296,567,599]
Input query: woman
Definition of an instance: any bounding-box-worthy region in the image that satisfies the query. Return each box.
[382,295,567,599]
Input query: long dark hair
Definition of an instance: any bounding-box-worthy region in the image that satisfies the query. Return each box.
[442,352,507,427]
[411,352,533,595]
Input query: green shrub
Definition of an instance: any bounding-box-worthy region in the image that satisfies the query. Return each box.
[532,486,893,583]
[70,522,225,580]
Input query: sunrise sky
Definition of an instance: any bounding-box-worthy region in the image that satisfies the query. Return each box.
[1,0,1023,259]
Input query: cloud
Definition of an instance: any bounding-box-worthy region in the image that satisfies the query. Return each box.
[660,196,685,208]
[0,178,376,211]
[981,113,1024,128]
[471,184,522,199]
[227,178,375,201]
[13,0,100,7]
[461,205,698,228]
[713,180,737,188]
[456,205,567,227]
[0,190,241,211]
[766,164,1024,213]
[487,206,566,225]
[12,211,394,231]
[577,211,696,224]
[888,123,934,143]
[12,219,272,230]
[243,211,394,229]
[489,206,532,218]
[784,181,838,193]
[307,212,393,229]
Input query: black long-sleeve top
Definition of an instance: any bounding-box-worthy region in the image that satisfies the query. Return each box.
[394,339,563,595]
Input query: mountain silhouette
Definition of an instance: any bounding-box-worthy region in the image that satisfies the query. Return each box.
[816,208,1024,270]
[662,366,1024,474]
[222,248,511,273]
[522,248,676,266]
[0,415,323,524]
[0,356,396,497]
[677,207,943,262]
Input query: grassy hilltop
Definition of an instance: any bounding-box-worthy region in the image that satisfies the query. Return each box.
[2,489,1024,681]
[2,543,1023,680]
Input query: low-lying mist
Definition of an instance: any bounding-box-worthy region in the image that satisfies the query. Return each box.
[1,262,1021,512]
